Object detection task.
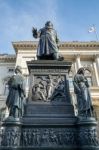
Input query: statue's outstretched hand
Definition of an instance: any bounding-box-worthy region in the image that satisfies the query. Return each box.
[32,27,37,33]
[32,27,38,38]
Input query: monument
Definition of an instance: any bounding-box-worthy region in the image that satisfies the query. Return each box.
[0,21,99,150]
[32,21,64,60]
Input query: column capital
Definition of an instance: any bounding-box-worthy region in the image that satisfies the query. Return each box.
[93,54,99,59]
[74,53,81,58]
[75,54,81,69]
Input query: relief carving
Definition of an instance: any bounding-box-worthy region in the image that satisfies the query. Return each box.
[31,75,66,102]
[22,128,76,147]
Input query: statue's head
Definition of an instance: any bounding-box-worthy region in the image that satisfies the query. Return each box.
[15,66,22,74]
[45,21,53,29]
[77,67,85,74]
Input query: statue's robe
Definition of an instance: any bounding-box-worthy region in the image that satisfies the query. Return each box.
[37,28,59,58]
[6,74,25,116]
[73,74,92,115]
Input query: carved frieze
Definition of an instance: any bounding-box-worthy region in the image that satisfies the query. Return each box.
[0,127,21,147]
[22,128,76,147]
[78,127,99,146]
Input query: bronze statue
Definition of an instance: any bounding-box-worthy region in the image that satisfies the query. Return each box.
[32,21,63,60]
[73,68,93,117]
[6,66,26,118]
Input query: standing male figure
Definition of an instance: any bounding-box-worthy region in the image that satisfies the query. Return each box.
[32,21,63,60]
[6,66,26,118]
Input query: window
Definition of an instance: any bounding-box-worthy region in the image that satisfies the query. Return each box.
[84,69,93,86]
[8,68,14,73]
[3,76,11,95]
[87,77,93,86]
[69,71,74,88]
[69,77,73,88]
[4,83,9,95]
[81,61,93,86]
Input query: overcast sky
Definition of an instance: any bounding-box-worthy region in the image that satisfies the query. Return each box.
[0,0,99,54]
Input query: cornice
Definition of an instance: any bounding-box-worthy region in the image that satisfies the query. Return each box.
[0,55,16,62]
[12,41,99,53]
[12,41,37,53]
[59,41,99,49]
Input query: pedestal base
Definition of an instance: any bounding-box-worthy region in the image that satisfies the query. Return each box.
[0,61,99,149]
[77,117,99,150]
[0,117,21,148]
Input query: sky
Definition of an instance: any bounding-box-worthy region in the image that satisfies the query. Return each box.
[0,0,99,54]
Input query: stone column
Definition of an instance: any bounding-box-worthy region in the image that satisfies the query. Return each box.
[15,53,22,67]
[74,62,77,73]
[77,117,99,150]
[0,119,22,149]
[95,55,99,86]
[25,75,29,97]
[92,55,99,139]
[93,62,99,86]
[75,54,81,70]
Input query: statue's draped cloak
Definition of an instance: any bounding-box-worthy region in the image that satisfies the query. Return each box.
[37,28,59,57]
[73,74,92,113]
[6,74,25,110]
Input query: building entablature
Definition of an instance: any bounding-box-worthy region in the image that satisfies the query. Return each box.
[0,55,16,63]
[12,41,99,53]
[12,41,99,61]
[59,41,99,49]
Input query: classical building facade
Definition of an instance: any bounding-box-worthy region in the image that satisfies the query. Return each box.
[0,41,99,135]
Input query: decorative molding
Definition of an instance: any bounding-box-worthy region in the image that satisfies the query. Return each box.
[0,55,16,62]
[12,41,99,53]
[74,54,81,58]
[78,127,99,146]
[0,127,76,147]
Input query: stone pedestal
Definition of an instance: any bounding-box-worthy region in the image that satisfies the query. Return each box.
[77,117,99,150]
[0,60,99,150]
[21,60,77,150]
[0,117,21,149]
